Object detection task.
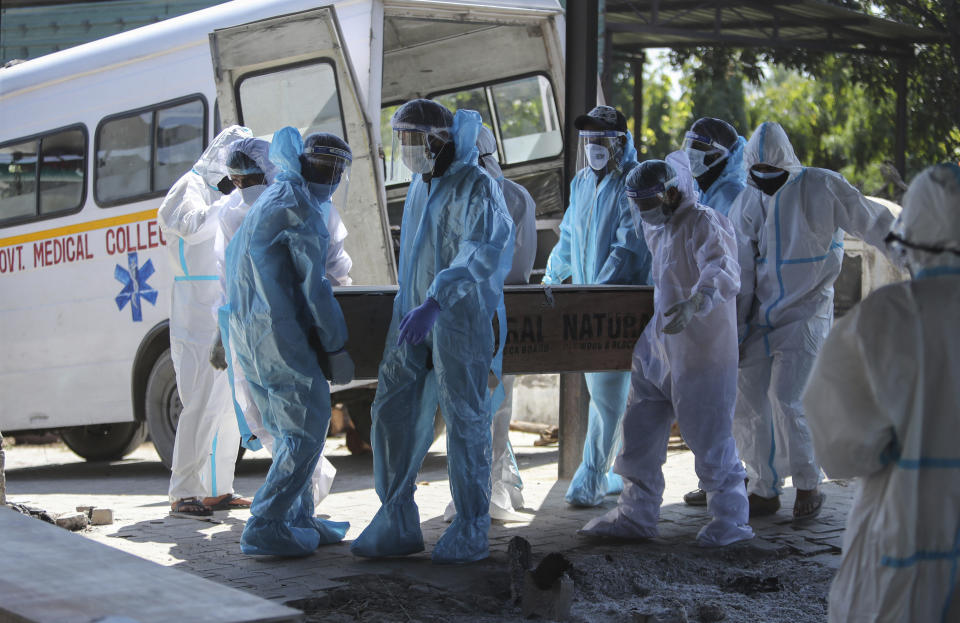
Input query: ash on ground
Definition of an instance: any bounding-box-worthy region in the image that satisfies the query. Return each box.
[292,539,833,622]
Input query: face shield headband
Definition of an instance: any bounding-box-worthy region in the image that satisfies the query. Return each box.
[884,231,960,257]
[625,175,680,230]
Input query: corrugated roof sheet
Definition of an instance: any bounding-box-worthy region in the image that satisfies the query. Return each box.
[605,0,946,57]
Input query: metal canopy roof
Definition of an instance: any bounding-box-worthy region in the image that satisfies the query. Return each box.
[605,0,947,58]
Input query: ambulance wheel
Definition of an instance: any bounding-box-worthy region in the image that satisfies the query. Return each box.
[61,420,148,462]
[144,348,180,469]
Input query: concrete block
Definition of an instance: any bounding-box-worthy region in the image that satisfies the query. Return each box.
[55,512,88,531]
[91,508,114,525]
[521,572,573,621]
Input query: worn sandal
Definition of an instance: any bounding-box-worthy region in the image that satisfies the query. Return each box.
[171,497,212,516]
[793,490,825,523]
[203,493,252,511]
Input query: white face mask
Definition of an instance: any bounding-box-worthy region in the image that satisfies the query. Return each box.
[685,148,710,177]
[638,205,670,226]
[239,184,265,207]
[401,144,434,174]
[585,143,611,171]
[751,168,785,179]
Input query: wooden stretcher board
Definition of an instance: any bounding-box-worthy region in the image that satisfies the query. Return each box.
[335,285,655,380]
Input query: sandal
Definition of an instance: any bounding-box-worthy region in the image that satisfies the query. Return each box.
[203,493,252,511]
[171,497,212,516]
[793,489,825,523]
[683,488,707,506]
[748,493,781,517]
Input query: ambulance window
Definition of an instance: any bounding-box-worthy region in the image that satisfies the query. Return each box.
[1,125,86,226]
[237,61,344,139]
[156,100,205,191]
[95,95,207,207]
[433,88,493,128]
[39,127,86,216]
[96,111,152,203]
[490,75,561,165]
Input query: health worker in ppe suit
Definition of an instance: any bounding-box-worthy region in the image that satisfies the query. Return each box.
[211,138,342,506]
[679,117,747,507]
[350,100,513,564]
[580,151,753,547]
[442,125,537,523]
[225,127,354,556]
[542,105,652,508]
[158,125,253,516]
[803,163,960,623]
[682,117,746,219]
[728,121,902,521]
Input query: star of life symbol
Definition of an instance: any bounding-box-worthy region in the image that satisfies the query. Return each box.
[114,251,158,322]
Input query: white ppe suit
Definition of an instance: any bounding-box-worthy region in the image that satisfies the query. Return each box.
[582,151,752,547]
[158,125,250,503]
[803,163,960,623]
[728,122,899,499]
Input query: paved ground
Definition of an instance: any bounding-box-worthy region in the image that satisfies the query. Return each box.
[4,433,853,620]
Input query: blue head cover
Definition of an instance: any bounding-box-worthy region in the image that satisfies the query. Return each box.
[269,126,305,183]
[451,109,482,170]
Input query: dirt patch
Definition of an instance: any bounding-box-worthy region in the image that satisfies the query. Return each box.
[291,541,833,622]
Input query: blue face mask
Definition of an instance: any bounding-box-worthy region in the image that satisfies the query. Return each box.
[307,182,336,204]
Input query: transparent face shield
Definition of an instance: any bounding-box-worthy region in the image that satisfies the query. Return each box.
[576,130,626,175]
[625,177,679,232]
[389,128,451,182]
[681,131,730,177]
[301,146,352,213]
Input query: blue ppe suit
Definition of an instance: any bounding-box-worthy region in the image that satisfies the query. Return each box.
[542,131,653,507]
[350,109,514,564]
[581,151,753,547]
[697,136,746,218]
[728,122,899,499]
[225,127,349,556]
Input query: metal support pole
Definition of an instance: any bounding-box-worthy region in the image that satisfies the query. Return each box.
[558,373,590,479]
[632,56,644,153]
[894,59,908,178]
[564,0,599,199]
[1,431,6,506]
[560,0,599,479]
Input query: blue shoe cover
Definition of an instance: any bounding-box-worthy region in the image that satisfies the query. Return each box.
[565,464,607,507]
[241,515,346,556]
[311,517,350,544]
[350,501,425,558]
[431,515,490,564]
[605,470,623,496]
[578,507,658,540]
[696,519,754,547]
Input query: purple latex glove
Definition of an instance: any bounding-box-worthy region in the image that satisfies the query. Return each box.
[397,297,442,345]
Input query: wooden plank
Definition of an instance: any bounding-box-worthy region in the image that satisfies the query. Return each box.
[0,508,302,623]
[335,284,654,380]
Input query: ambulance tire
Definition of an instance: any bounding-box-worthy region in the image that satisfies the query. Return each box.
[60,420,148,462]
[144,348,180,470]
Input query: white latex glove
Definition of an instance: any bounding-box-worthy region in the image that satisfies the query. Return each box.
[663,291,707,335]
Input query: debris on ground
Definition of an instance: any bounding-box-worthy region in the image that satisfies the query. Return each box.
[54,511,89,531]
[7,502,56,524]
[507,536,532,604]
[90,508,115,525]
[291,539,830,622]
